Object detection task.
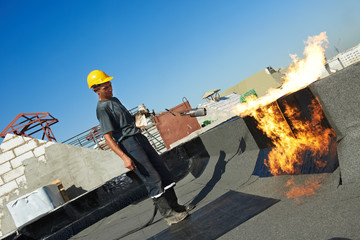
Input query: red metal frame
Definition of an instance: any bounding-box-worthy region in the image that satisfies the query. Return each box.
[0,113,59,142]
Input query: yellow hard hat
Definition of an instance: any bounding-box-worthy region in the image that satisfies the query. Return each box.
[87,70,114,89]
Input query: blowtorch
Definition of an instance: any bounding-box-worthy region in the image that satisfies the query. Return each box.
[163,108,207,117]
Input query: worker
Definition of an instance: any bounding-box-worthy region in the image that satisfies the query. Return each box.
[87,70,193,225]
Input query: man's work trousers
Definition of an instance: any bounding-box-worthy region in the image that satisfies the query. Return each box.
[118,133,175,198]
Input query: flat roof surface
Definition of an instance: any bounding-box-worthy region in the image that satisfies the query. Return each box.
[70,152,360,240]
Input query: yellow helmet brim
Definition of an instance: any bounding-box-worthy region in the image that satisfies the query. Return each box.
[87,70,114,89]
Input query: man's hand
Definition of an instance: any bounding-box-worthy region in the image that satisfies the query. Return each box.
[121,154,136,171]
[103,132,137,171]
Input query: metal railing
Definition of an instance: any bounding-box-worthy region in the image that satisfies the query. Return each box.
[140,123,167,153]
[62,125,109,150]
[62,105,167,153]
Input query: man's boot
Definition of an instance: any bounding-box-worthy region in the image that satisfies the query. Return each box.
[153,194,188,225]
[163,187,195,212]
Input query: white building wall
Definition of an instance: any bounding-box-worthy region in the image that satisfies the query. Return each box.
[339,44,360,67]
[326,43,360,74]
[0,134,54,237]
[328,59,344,72]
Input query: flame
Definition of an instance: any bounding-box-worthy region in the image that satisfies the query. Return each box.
[234,32,328,117]
[257,98,334,176]
[233,32,334,177]
[285,176,322,204]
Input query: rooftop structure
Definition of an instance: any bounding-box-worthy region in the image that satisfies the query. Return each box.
[219,66,283,99]
[0,113,58,142]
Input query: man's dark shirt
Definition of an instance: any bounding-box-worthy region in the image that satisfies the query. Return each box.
[96,97,140,143]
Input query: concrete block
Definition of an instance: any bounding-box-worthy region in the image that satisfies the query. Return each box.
[33,146,45,157]
[0,181,17,197]
[3,167,25,183]
[309,62,360,140]
[336,127,360,185]
[6,184,64,228]
[10,151,35,168]
[37,155,46,162]
[16,175,27,187]
[36,139,49,145]
[0,136,25,152]
[0,195,9,207]
[0,151,15,165]
[14,140,38,156]
[0,162,12,176]
[44,142,55,147]
[2,134,16,142]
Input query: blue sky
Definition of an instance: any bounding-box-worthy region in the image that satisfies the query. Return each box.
[1,0,360,143]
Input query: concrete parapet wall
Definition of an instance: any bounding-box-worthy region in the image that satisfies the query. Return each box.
[0,134,128,237]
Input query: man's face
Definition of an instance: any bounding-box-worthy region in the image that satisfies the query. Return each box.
[94,81,113,100]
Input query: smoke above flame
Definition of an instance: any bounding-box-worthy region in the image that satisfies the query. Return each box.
[234,32,334,200]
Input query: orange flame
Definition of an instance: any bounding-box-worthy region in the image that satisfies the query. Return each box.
[233,32,333,177]
[256,98,334,176]
[234,32,328,117]
[285,176,322,204]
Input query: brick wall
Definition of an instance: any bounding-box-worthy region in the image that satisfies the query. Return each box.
[0,134,54,237]
[0,133,128,236]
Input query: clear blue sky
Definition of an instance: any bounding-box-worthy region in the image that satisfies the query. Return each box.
[1,0,360,143]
